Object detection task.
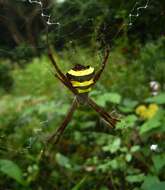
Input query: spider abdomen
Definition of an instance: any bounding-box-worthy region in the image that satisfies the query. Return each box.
[66,65,95,94]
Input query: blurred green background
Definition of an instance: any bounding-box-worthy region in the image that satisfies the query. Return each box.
[0,0,165,189]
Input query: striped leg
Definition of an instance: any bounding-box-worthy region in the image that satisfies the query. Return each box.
[47,97,78,145]
[54,73,78,94]
[87,97,119,128]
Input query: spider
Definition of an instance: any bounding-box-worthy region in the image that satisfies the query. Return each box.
[47,46,120,145]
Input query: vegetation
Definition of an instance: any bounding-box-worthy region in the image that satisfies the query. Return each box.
[0,0,165,190]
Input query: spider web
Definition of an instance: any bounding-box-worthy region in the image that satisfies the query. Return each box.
[0,0,154,157]
[0,0,151,57]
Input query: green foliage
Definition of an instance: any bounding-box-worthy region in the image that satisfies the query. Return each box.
[136,37,165,86]
[0,60,13,92]
[0,0,165,189]
[152,155,165,174]
[1,0,165,59]
[141,175,165,190]
[0,159,25,185]
[71,176,87,190]
[146,93,165,104]
[139,109,164,135]
[91,91,122,106]
[0,38,165,189]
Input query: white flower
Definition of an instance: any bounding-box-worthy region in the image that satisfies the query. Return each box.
[150,81,159,91]
[150,144,158,151]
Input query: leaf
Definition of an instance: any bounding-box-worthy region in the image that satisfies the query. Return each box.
[55,153,72,169]
[118,106,134,113]
[0,159,24,185]
[152,154,165,173]
[71,176,87,190]
[105,93,121,104]
[140,114,161,134]
[123,99,138,109]
[94,92,121,106]
[119,99,138,113]
[145,93,165,104]
[125,153,132,162]
[56,104,70,115]
[142,181,165,190]
[126,173,145,183]
[141,175,160,190]
[130,145,140,153]
[109,159,118,170]
[37,101,56,114]
[150,182,165,190]
[116,115,137,129]
[103,138,121,153]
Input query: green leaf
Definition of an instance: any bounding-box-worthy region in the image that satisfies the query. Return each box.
[126,173,145,183]
[71,176,87,190]
[103,138,121,153]
[118,106,134,113]
[116,115,137,129]
[150,182,165,190]
[142,181,165,190]
[145,93,165,104]
[119,99,138,113]
[0,159,24,185]
[140,114,161,134]
[152,154,165,173]
[94,92,121,106]
[37,101,56,114]
[55,153,72,169]
[141,175,160,190]
[109,159,118,170]
[125,153,132,162]
[130,145,140,153]
[56,104,70,115]
[123,99,138,109]
[105,92,121,104]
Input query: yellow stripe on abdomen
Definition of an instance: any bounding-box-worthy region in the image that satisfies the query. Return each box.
[77,88,92,94]
[71,79,94,87]
[67,67,94,76]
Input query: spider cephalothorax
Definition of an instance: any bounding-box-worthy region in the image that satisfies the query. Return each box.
[47,47,120,145]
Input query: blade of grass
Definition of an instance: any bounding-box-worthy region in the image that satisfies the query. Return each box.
[71,176,87,190]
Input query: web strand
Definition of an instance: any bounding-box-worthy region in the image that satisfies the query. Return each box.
[24,0,59,25]
[129,0,150,26]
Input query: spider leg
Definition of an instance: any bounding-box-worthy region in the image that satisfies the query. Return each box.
[48,52,78,93]
[46,26,77,94]
[47,97,78,145]
[54,73,78,94]
[87,97,120,128]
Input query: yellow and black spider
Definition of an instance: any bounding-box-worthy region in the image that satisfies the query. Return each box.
[46,45,120,145]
